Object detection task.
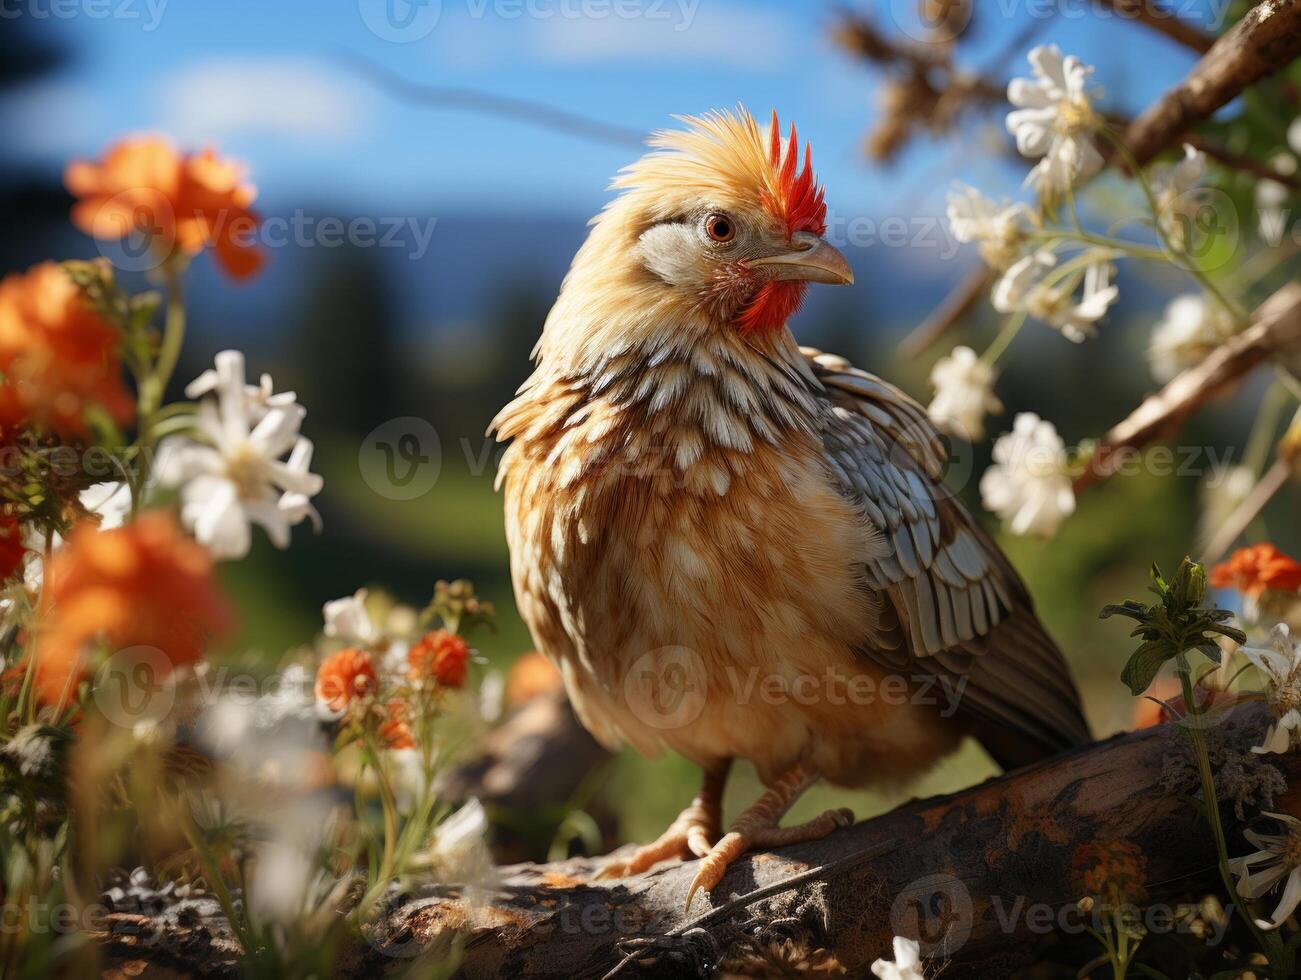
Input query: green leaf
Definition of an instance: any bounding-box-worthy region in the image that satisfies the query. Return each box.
[1122,640,1174,696]
[1099,600,1148,622]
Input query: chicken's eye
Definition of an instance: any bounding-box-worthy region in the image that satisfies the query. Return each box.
[704,213,736,244]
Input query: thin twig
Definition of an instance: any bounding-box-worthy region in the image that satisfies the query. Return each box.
[899,266,993,358]
[1184,134,1301,190]
[1201,457,1292,564]
[336,50,647,149]
[1094,0,1216,54]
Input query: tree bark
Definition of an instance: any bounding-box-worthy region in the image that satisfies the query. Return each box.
[1123,0,1301,166]
[97,700,1299,979]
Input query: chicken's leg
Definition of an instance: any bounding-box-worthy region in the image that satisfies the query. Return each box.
[686,763,852,910]
[596,760,731,879]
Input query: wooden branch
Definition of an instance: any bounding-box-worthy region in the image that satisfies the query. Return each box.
[899,266,993,359]
[1123,0,1301,167]
[1185,134,1301,190]
[438,687,614,863]
[98,701,1300,979]
[1095,0,1216,53]
[1076,281,1301,492]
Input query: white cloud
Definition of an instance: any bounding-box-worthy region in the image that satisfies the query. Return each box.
[529,3,790,68]
[432,1,793,71]
[161,57,371,144]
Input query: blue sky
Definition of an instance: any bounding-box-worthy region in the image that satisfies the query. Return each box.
[0,0,1211,219]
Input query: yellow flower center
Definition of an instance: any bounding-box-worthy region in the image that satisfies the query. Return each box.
[1270,680,1301,717]
[225,445,265,500]
[1282,830,1301,869]
[1057,97,1100,136]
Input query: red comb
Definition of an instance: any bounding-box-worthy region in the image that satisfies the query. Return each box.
[763,110,827,238]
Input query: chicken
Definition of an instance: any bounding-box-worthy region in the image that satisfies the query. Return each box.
[491,107,1090,906]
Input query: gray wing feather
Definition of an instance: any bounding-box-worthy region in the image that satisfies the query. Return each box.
[804,347,1090,764]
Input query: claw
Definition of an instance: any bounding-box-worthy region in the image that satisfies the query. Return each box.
[594,815,722,882]
[685,830,747,912]
[682,807,855,913]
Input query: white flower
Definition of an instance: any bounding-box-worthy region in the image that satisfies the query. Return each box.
[926,346,1002,442]
[1006,45,1103,197]
[1230,811,1301,930]
[195,698,257,760]
[250,843,316,928]
[479,669,505,723]
[980,413,1076,537]
[430,798,492,883]
[1147,293,1234,383]
[323,588,382,647]
[1241,625,1301,755]
[1256,153,1296,244]
[186,357,299,423]
[158,350,323,560]
[993,249,1118,342]
[80,481,133,530]
[1151,144,1208,249]
[945,184,1034,269]
[871,936,924,980]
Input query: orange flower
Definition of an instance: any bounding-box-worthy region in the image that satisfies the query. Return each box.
[1131,675,1182,730]
[1210,544,1301,597]
[315,647,378,713]
[65,136,263,280]
[0,263,134,438]
[505,650,561,707]
[407,630,470,688]
[379,699,416,750]
[34,511,231,708]
[0,514,26,582]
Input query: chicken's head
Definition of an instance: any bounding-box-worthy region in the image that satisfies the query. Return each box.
[614,108,851,337]
[534,108,853,377]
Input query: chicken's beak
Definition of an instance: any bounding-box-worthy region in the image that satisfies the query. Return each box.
[747,231,853,285]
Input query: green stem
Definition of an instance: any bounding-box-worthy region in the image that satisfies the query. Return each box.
[141,261,188,417]
[132,259,189,509]
[178,806,254,955]
[1027,230,1166,263]
[356,741,401,917]
[1099,128,1247,326]
[1243,383,1290,478]
[981,312,1027,367]
[1173,651,1275,963]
